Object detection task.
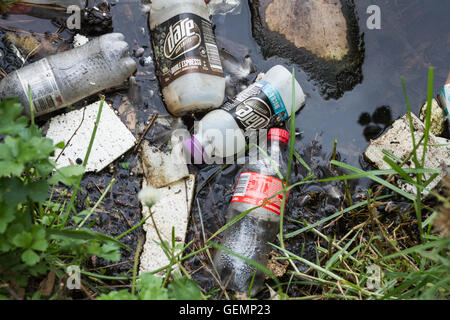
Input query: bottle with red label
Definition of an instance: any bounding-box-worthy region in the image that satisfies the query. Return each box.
[213,128,290,296]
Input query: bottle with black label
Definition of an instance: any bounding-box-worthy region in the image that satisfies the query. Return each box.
[149,0,226,116]
[182,65,305,163]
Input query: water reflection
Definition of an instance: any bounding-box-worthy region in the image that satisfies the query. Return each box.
[358,105,392,141]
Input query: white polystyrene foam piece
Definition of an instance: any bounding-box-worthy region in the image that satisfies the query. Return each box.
[73,34,89,48]
[141,140,190,188]
[365,113,450,196]
[45,101,136,172]
[139,174,196,277]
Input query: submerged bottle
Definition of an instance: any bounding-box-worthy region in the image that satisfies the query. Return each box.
[183,65,305,163]
[214,128,290,296]
[149,0,226,116]
[0,33,136,118]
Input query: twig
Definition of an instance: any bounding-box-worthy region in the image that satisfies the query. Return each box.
[133,113,158,153]
[131,235,143,296]
[80,283,95,300]
[0,282,21,300]
[55,107,86,162]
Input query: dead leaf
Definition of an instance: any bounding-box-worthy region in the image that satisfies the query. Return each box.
[39,270,56,297]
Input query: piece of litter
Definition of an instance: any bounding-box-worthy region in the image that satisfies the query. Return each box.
[140,140,189,188]
[73,34,89,47]
[139,174,196,277]
[45,100,136,172]
[419,98,445,136]
[364,113,450,196]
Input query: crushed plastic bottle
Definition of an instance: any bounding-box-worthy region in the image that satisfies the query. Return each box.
[0,33,136,118]
[183,65,305,163]
[213,128,290,296]
[149,0,226,116]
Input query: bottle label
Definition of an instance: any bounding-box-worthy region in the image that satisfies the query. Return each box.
[231,171,288,215]
[16,58,64,115]
[152,13,224,87]
[438,84,450,118]
[222,80,288,130]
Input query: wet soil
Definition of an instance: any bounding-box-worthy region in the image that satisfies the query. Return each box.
[0,0,449,297]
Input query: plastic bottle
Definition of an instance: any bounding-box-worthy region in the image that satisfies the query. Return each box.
[0,33,136,118]
[437,72,450,123]
[183,65,305,163]
[149,0,226,116]
[20,0,86,8]
[213,128,290,296]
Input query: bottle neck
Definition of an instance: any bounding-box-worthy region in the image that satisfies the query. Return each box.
[265,139,288,171]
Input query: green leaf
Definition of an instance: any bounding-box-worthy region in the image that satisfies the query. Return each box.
[35,159,55,177]
[0,234,12,252]
[97,290,137,300]
[28,136,55,160]
[0,98,28,135]
[31,238,48,251]
[137,273,169,300]
[0,202,15,233]
[48,165,85,186]
[0,162,24,177]
[97,242,121,262]
[87,241,102,255]
[0,178,49,206]
[26,180,49,203]
[55,141,65,149]
[120,162,130,170]
[12,231,33,248]
[21,249,40,266]
[30,226,48,251]
[47,228,131,251]
[168,277,203,300]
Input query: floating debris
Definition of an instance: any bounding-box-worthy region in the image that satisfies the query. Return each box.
[45,100,137,172]
[365,113,450,196]
[139,174,196,276]
[73,33,89,47]
[419,98,445,136]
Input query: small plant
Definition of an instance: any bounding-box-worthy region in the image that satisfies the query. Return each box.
[97,273,204,300]
[202,68,449,300]
[0,98,123,299]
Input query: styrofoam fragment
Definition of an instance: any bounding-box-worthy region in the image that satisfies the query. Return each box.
[139,174,196,277]
[365,113,450,195]
[436,137,450,155]
[73,34,89,47]
[45,101,136,172]
[141,140,189,188]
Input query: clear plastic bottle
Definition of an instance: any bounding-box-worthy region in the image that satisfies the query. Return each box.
[149,0,226,116]
[214,128,290,296]
[21,0,86,8]
[0,33,136,118]
[437,72,450,123]
[182,65,305,163]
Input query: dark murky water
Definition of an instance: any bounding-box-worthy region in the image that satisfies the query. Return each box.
[1,0,449,296]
